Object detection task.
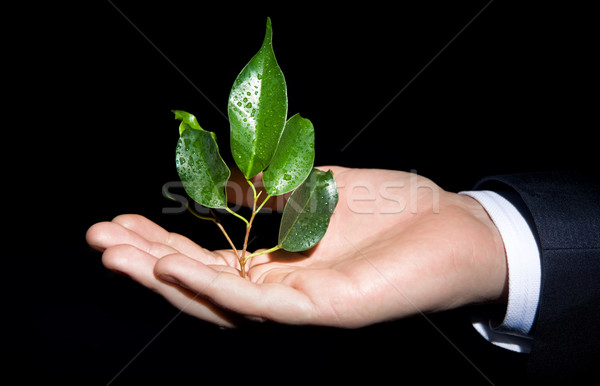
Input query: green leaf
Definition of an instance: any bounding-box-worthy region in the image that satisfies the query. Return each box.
[174,112,230,209]
[263,113,315,196]
[228,17,288,179]
[172,110,202,133]
[278,168,338,252]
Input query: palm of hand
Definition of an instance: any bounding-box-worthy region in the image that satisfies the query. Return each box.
[87,167,506,328]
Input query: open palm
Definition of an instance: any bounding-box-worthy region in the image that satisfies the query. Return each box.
[87,166,507,328]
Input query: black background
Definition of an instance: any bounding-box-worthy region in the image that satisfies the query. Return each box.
[4,1,597,384]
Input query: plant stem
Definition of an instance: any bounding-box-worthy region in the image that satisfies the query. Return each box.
[239,184,258,279]
[244,245,281,264]
[187,205,240,258]
[225,206,249,226]
[209,210,240,257]
[186,204,214,222]
[188,179,273,279]
[257,193,272,213]
[237,179,273,279]
[246,178,258,198]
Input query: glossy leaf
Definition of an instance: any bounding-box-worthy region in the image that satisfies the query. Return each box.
[278,168,338,252]
[175,112,230,209]
[263,113,315,196]
[172,109,201,133]
[228,17,288,179]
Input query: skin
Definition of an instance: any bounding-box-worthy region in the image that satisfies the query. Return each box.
[86,166,507,328]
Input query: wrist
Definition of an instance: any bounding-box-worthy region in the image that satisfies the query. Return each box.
[456,193,509,304]
[460,190,541,337]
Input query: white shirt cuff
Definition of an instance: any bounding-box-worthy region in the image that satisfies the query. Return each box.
[459,190,541,353]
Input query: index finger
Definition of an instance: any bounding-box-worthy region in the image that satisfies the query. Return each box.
[154,254,317,325]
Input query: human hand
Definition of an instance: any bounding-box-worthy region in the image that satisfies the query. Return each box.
[86,166,507,328]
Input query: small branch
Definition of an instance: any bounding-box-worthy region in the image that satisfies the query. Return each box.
[187,205,240,258]
[256,193,272,213]
[244,245,281,264]
[247,178,258,199]
[238,179,263,279]
[228,179,274,279]
[225,206,249,226]
[239,201,256,276]
[212,220,240,257]
[186,204,216,222]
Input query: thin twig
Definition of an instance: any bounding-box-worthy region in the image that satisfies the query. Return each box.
[187,205,240,258]
[244,245,281,264]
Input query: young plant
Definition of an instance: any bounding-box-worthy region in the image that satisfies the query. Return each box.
[171,18,338,278]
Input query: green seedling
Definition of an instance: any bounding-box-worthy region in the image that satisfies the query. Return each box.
[171,18,338,278]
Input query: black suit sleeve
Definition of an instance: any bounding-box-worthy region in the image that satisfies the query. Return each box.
[474,171,600,381]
